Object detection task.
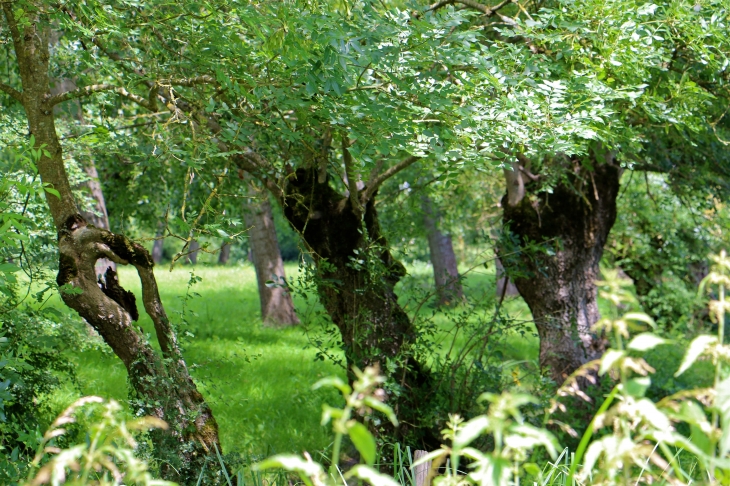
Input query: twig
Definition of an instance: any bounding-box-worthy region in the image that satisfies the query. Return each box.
[360,155,420,205]
[0,81,22,102]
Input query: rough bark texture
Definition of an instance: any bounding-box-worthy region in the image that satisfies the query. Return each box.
[4,8,219,483]
[501,159,620,384]
[421,195,463,306]
[283,168,435,447]
[244,191,300,327]
[218,242,231,265]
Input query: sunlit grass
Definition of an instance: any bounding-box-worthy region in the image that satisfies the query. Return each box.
[62,261,539,457]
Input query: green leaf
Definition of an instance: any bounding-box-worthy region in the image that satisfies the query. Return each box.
[627,333,666,351]
[453,415,489,449]
[312,376,351,395]
[362,396,398,426]
[599,349,625,376]
[623,377,650,398]
[345,465,400,486]
[623,312,656,328]
[675,335,717,377]
[44,186,60,199]
[348,422,376,466]
[254,454,324,477]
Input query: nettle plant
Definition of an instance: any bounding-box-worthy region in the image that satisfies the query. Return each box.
[24,397,172,486]
[259,252,730,486]
[557,252,730,485]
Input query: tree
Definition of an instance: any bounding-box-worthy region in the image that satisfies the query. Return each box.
[0,5,220,482]
[243,184,300,327]
[423,0,730,383]
[421,194,464,306]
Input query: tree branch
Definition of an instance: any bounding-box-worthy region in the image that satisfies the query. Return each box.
[342,135,363,216]
[48,84,122,106]
[428,0,513,15]
[360,155,420,205]
[0,82,22,102]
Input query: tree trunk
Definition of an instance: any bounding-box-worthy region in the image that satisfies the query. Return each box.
[80,161,117,278]
[244,189,300,327]
[283,168,435,448]
[421,195,463,306]
[495,257,519,299]
[4,8,219,482]
[152,222,165,264]
[218,242,231,265]
[501,158,620,385]
[186,240,200,265]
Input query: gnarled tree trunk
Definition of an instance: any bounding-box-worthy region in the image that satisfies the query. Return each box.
[501,157,619,384]
[244,188,299,327]
[421,195,463,306]
[283,168,435,447]
[4,8,219,483]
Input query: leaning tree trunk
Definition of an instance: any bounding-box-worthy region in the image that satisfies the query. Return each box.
[283,168,435,448]
[4,8,219,483]
[501,158,620,385]
[244,188,300,327]
[50,77,116,278]
[421,195,463,306]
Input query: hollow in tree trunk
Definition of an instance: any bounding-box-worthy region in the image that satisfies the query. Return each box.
[501,157,619,385]
[244,188,299,327]
[3,8,219,482]
[283,168,436,448]
[421,195,463,306]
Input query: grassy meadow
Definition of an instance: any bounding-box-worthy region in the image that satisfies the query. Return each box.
[57,260,538,458]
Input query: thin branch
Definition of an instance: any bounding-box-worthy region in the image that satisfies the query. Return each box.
[360,155,420,205]
[342,135,363,216]
[48,84,121,106]
[0,82,22,102]
[428,0,513,15]
[158,75,216,87]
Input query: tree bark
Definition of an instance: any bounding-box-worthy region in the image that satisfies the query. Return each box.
[501,157,619,384]
[80,161,117,278]
[283,168,435,447]
[3,7,219,482]
[495,257,519,299]
[244,188,300,327]
[218,242,231,265]
[421,195,463,306]
[152,222,165,264]
[186,240,200,265]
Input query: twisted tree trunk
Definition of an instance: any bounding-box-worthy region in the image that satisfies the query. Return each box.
[4,7,219,483]
[244,188,299,327]
[501,157,619,384]
[421,195,463,306]
[283,168,435,447]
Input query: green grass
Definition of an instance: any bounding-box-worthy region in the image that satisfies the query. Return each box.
[70,264,345,457]
[57,261,539,458]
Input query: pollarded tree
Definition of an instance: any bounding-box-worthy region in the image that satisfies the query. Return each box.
[0,5,222,482]
[423,0,730,383]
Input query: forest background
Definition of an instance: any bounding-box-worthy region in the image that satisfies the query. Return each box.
[2,0,730,485]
